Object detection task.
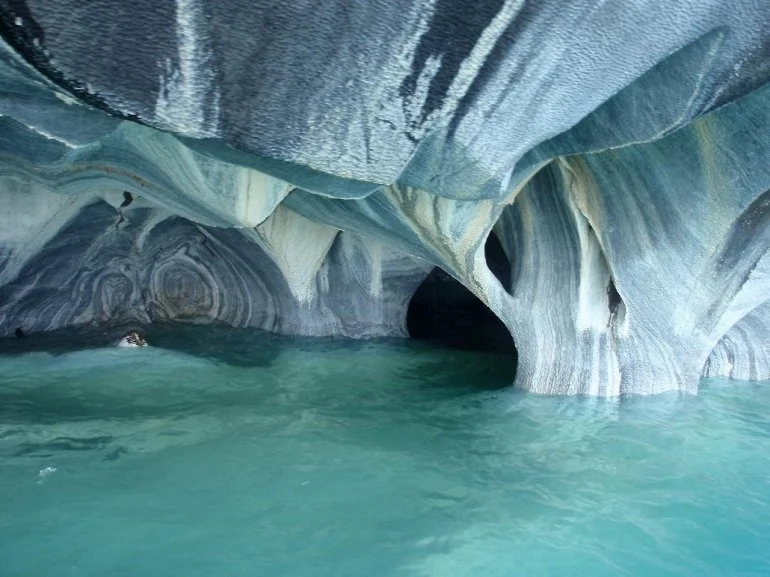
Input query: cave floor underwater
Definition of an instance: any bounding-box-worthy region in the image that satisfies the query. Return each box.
[0,324,768,577]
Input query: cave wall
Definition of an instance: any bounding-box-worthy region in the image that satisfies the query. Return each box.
[0,191,432,338]
[494,78,770,393]
[1,0,770,394]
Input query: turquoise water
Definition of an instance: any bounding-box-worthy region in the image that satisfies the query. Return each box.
[1,326,769,577]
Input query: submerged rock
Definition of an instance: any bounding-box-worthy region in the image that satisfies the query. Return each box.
[0,0,769,394]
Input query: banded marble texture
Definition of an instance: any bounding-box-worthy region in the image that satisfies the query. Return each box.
[1,0,770,394]
[0,197,431,338]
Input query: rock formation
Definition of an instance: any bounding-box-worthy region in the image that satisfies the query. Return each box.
[1,0,769,394]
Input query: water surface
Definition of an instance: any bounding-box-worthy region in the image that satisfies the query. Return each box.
[0,326,768,576]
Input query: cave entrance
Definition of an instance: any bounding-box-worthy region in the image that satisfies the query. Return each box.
[406,233,517,375]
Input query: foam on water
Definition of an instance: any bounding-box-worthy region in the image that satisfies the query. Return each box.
[0,326,768,577]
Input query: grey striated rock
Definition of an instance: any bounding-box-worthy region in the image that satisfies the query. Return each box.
[704,301,770,381]
[1,0,770,394]
[0,198,431,337]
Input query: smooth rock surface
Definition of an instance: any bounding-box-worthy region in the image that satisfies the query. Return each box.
[1,1,770,394]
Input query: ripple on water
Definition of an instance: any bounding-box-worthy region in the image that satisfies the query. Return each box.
[0,326,768,577]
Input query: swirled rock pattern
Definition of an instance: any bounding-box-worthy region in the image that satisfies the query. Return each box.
[703,301,770,381]
[1,0,770,394]
[0,196,430,337]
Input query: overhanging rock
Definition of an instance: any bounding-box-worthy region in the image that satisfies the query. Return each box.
[1,0,770,395]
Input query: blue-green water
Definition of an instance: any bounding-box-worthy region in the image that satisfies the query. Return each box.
[1,326,769,577]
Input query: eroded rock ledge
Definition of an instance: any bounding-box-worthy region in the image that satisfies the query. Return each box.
[1,0,770,395]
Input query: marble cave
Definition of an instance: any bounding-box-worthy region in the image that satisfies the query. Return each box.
[1,0,770,396]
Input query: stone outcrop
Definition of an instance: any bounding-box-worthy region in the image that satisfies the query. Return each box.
[1,0,770,394]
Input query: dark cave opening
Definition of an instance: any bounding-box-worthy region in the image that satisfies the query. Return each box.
[406,233,517,363]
